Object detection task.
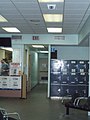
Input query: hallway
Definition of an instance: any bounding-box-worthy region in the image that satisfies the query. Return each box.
[0,84,89,120]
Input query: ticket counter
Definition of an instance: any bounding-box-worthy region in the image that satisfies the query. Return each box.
[0,75,26,98]
[0,62,27,98]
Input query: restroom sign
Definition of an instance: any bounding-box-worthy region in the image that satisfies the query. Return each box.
[32,36,39,40]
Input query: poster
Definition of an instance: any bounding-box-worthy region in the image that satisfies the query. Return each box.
[0,76,21,90]
[9,63,21,76]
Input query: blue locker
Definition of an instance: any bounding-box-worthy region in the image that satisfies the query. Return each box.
[50,59,89,98]
[50,73,61,84]
[77,60,87,73]
[60,85,69,96]
[77,85,88,97]
[86,73,89,85]
[69,60,77,72]
[86,60,89,72]
[50,59,62,72]
[50,84,61,97]
[69,72,78,84]
[78,73,87,84]
[61,60,70,73]
[69,85,78,96]
[61,72,69,84]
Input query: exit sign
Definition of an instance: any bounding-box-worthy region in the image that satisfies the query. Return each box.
[32,36,39,40]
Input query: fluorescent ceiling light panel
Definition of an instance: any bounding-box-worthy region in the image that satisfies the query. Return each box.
[32,45,44,48]
[2,27,20,33]
[47,28,62,33]
[39,51,48,53]
[43,14,63,22]
[0,47,13,51]
[38,0,64,2]
[0,15,8,22]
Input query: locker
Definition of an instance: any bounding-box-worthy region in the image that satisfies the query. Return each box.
[86,73,89,85]
[86,60,89,72]
[61,72,69,84]
[77,85,88,97]
[50,59,61,72]
[69,73,78,84]
[61,60,70,73]
[60,85,69,96]
[50,59,89,98]
[77,60,87,73]
[69,60,77,72]
[69,85,78,96]
[50,73,61,84]
[78,73,87,84]
[50,84,61,97]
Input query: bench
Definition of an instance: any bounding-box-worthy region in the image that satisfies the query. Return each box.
[65,97,90,115]
[0,107,21,120]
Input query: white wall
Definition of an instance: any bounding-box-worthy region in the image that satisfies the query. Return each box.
[52,46,89,60]
[30,51,38,88]
[0,34,78,45]
[79,15,90,43]
[22,34,78,45]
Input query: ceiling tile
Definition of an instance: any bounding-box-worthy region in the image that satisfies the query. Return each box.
[0,0,89,35]
[65,2,89,10]
[13,2,39,9]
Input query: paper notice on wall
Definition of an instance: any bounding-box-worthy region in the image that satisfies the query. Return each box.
[0,76,21,90]
[10,77,21,89]
[9,63,21,76]
[1,77,10,89]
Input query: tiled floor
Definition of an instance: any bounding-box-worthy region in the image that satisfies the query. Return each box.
[0,84,90,120]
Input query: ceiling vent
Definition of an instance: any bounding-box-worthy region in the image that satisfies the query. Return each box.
[54,36,65,40]
[12,35,22,40]
[47,4,56,10]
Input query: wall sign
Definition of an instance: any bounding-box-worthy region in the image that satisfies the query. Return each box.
[32,36,39,40]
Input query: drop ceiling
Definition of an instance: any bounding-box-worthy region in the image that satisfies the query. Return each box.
[0,0,90,34]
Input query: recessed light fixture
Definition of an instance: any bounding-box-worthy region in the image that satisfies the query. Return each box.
[47,28,62,33]
[2,27,20,33]
[32,45,44,48]
[38,0,64,2]
[43,14,63,22]
[0,15,8,22]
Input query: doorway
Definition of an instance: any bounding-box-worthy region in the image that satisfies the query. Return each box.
[28,44,49,91]
[38,53,48,84]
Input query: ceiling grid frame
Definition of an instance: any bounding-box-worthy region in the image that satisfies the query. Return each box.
[0,0,89,35]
